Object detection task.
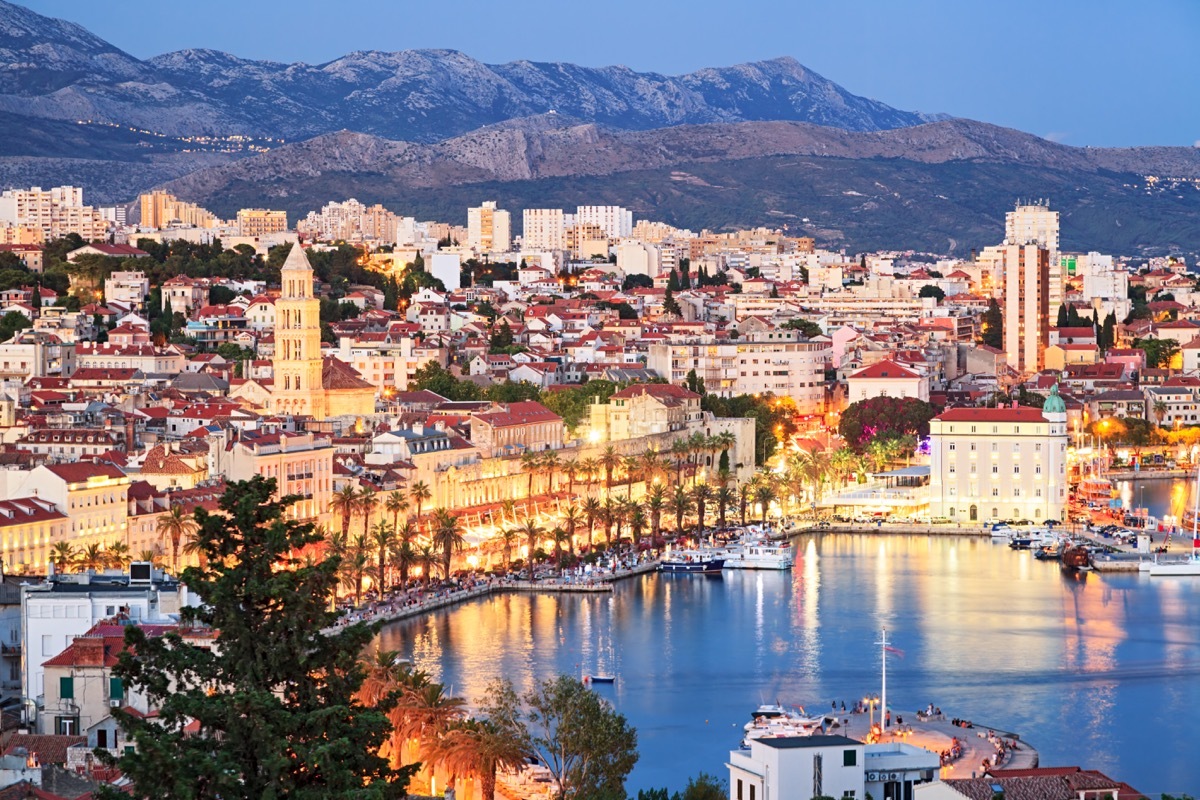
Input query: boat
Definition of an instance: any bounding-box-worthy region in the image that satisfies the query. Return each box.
[583,674,615,684]
[659,551,725,574]
[1008,533,1034,550]
[1079,477,1116,504]
[987,522,1014,540]
[1150,462,1200,576]
[1061,545,1092,572]
[718,535,795,570]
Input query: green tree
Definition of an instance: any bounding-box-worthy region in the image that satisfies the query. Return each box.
[663,286,682,317]
[495,674,638,800]
[621,274,653,291]
[1133,337,1180,369]
[99,477,413,799]
[982,298,1003,349]
[681,772,726,800]
[489,319,515,352]
[685,369,706,396]
[918,284,945,301]
[781,318,823,338]
[1056,303,1069,328]
[838,396,938,450]
[0,310,31,343]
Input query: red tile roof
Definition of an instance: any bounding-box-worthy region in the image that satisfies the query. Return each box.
[935,407,1049,423]
[43,462,126,483]
[848,360,922,380]
[472,400,562,428]
[3,734,86,765]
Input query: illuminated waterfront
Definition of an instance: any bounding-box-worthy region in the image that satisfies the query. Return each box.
[378,533,1200,794]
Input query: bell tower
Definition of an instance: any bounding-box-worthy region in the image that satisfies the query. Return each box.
[273,244,326,418]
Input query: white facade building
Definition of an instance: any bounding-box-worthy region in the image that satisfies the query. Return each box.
[728,736,865,800]
[522,208,566,251]
[846,360,930,404]
[576,205,633,238]
[103,271,150,311]
[928,390,1069,523]
[647,336,828,413]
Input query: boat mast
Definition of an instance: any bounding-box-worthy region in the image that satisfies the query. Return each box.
[1193,461,1199,548]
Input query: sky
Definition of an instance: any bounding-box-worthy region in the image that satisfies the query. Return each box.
[20,0,1200,148]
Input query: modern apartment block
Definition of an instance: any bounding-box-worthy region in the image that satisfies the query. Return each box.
[1001,243,1050,374]
[138,190,221,229]
[575,205,633,238]
[0,186,107,241]
[467,201,511,253]
[522,208,566,250]
[647,336,829,413]
[236,208,288,237]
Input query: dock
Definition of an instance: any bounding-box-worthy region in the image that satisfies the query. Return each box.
[830,707,1038,778]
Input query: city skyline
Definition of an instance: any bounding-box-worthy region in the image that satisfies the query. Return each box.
[14,0,1200,148]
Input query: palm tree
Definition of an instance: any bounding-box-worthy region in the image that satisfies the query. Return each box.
[628,504,646,548]
[105,542,131,570]
[180,523,208,571]
[346,534,370,604]
[716,485,737,530]
[561,503,581,557]
[417,545,438,586]
[687,430,708,484]
[520,450,540,499]
[370,519,396,593]
[755,482,778,524]
[601,497,616,546]
[404,682,467,767]
[693,483,713,534]
[515,519,544,580]
[389,540,416,587]
[357,487,379,542]
[1154,401,1168,427]
[431,508,465,579]
[669,486,693,536]
[136,547,163,567]
[329,484,359,541]
[50,542,76,573]
[610,500,628,544]
[645,484,667,540]
[385,490,409,530]
[541,450,560,495]
[739,483,753,526]
[579,457,599,495]
[714,431,737,470]
[599,446,621,496]
[155,506,196,574]
[410,480,432,525]
[670,438,690,484]
[423,718,529,800]
[563,458,579,498]
[582,497,602,549]
[640,448,665,488]
[550,526,567,574]
[622,454,640,499]
[498,527,519,571]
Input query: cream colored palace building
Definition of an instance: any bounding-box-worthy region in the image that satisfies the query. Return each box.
[928,387,1068,523]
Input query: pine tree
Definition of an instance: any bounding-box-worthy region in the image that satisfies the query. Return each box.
[667,269,680,292]
[982,298,1003,349]
[99,477,413,800]
[1102,312,1117,351]
[663,286,682,317]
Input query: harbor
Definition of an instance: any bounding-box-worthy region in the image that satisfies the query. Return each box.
[377,532,1200,795]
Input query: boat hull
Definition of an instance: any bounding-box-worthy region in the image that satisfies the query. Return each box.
[660,558,725,574]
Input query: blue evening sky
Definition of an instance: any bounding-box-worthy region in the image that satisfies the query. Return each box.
[22,0,1200,147]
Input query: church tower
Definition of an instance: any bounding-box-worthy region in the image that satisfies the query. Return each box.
[273,244,326,419]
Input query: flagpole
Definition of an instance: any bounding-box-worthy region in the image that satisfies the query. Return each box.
[880,628,887,734]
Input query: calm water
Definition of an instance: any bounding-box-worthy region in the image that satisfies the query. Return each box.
[378,532,1200,795]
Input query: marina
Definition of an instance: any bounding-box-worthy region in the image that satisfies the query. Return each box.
[377,531,1200,795]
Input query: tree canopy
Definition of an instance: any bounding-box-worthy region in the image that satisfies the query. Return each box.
[100,477,413,799]
[918,284,945,301]
[838,396,938,450]
[781,318,823,338]
[981,298,1003,349]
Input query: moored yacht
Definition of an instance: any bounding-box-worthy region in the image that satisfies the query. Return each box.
[719,536,795,570]
[659,550,725,574]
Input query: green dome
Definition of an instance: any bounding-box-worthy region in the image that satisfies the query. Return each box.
[1043,383,1066,414]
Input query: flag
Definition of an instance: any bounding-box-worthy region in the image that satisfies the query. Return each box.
[884,645,905,658]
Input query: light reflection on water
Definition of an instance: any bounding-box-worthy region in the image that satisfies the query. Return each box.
[377,533,1200,795]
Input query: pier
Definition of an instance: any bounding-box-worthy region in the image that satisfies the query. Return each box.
[830,708,1038,778]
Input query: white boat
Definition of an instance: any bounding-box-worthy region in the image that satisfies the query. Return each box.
[719,536,795,570]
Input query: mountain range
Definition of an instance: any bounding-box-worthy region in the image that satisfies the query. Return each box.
[0,0,1198,257]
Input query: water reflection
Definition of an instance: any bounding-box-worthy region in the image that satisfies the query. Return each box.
[377,534,1200,794]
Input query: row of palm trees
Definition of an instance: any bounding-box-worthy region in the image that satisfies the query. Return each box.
[517,431,739,499]
[47,541,141,574]
[357,652,523,800]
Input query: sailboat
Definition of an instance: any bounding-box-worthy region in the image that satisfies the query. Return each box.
[1150,462,1200,577]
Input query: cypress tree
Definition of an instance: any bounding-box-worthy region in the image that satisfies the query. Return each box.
[100,477,413,800]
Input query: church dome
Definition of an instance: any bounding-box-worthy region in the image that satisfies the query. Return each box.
[1043,383,1066,414]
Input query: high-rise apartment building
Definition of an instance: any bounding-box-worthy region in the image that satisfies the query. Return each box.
[1001,243,1050,374]
[576,205,633,239]
[236,208,288,237]
[297,199,395,243]
[467,201,511,252]
[1006,200,1062,308]
[0,186,107,241]
[138,190,221,229]
[522,208,566,250]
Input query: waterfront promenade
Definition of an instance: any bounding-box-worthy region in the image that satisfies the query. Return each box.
[326,558,660,633]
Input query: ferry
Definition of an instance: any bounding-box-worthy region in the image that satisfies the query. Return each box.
[659,551,725,574]
[1079,477,1116,505]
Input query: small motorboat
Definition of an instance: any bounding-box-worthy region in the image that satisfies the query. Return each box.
[583,675,616,684]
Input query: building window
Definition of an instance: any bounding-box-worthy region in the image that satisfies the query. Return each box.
[843,749,857,767]
[110,677,124,700]
[737,780,743,800]
[60,676,74,699]
[992,488,999,497]
[41,635,53,656]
